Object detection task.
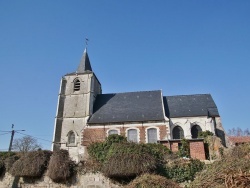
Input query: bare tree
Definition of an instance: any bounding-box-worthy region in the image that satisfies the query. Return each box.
[228,127,250,136]
[236,127,243,136]
[244,128,250,136]
[12,135,41,152]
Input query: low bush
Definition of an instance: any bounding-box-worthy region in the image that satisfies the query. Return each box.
[102,152,157,178]
[189,143,250,188]
[0,151,16,160]
[87,135,171,179]
[4,154,19,172]
[87,134,127,163]
[177,139,190,158]
[164,159,204,183]
[47,150,75,183]
[125,173,181,188]
[10,150,52,178]
[198,130,214,138]
[0,159,4,176]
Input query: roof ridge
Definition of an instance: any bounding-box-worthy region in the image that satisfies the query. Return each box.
[164,93,211,97]
[102,90,161,95]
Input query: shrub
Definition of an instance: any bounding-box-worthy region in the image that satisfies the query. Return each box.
[165,159,204,183]
[103,142,170,178]
[0,159,4,176]
[47,150,75,183]
[177,139,190,158]
[189,143,250,188]
[10,150,52,178]
[0,151,16,160]
[87,134,127,163]
[102,152,157,178]
[125,173,181,188]
[87,135,171,178]
[198,130,214,138]
[4,155,19,172]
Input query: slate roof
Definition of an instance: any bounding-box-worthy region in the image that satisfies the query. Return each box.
[163,94,219,118]
[77,48,92,73]
[88,90,165,124]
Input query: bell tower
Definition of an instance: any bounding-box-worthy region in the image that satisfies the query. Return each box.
[52,48,101,161]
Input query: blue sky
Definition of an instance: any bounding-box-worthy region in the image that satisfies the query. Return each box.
[0,1,250,150]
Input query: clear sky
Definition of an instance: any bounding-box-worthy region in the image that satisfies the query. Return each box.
[0,1,250,150]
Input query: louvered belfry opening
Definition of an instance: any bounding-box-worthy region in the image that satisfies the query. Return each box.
[74,79,80,91]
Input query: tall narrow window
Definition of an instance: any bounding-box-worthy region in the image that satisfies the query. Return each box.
[173,126,184,139]
[68,131,75,144]
[108,129,118,135]
[74,79,80,91]
[191,125,202,138]
[147,128,157,143]
[127,129,138,143]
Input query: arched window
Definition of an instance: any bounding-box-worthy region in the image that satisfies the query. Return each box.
[74,79,80,91]
[108,129,118,135]
[173,126,184,139]
[68,131,75,144]
[147,128,157,143]
[191,125,202,139]
[127,129,138,143]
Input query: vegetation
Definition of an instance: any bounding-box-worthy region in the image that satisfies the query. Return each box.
[87,135,171,179]
[164,159,204,183]
[177,139,190,158]
[12,136,41,152]
[198,130,214,138]
[227,127,250,136]
[0,152,19,176]
[125,173,181,188]
[189,143,250,187]
[1,133,248,187]
[47,149,75,183]
[87,134,127,163]
[10,150,52,178]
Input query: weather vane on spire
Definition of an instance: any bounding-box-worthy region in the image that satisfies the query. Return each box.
[85,38,89,48]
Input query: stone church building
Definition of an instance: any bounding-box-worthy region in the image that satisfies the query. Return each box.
[52,48,225,162]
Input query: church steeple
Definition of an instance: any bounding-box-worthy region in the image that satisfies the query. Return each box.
[77,48,92,73]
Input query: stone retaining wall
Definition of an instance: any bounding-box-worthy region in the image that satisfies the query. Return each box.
[0,172,120,188]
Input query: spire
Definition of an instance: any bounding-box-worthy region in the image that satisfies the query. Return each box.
[76,48,92,73]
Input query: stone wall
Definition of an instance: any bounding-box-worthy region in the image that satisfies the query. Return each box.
[0,172,120,188]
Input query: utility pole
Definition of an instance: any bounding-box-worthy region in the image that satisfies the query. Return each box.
[7,124,25,152]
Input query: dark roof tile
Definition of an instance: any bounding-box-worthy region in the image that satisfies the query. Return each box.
[88,90,165,124]
[163,94,219,118]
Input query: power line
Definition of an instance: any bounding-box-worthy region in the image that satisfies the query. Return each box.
[16,131,53,143]
[0,132,11,136]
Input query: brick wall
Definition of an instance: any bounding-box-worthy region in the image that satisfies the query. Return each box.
[160,140,206,160]
[82,124,167,145]
[189,140,206,160]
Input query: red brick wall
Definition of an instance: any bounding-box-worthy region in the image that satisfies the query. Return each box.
[189,141,206,160]
[82,128,106,145]
[171,142,179,152]
[82,124,167,145]
[161,140,206,160]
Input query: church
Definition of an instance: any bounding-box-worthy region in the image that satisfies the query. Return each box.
[52,48,225,162]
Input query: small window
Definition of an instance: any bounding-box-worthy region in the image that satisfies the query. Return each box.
[68,131,75,144]
[173,126,184,139]
[108,129,118,135]
[74,79,80,91]
[127,129,138,143]
[147,128,157,143]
